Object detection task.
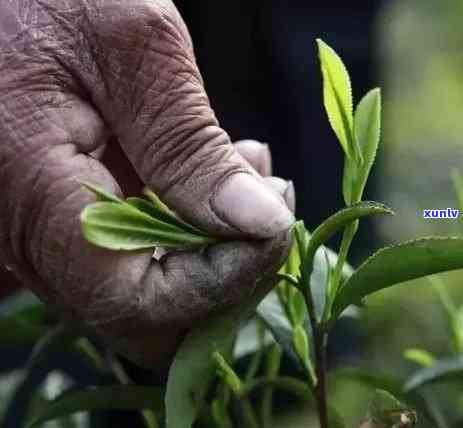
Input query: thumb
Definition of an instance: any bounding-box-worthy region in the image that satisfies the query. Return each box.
[81,2,294,237]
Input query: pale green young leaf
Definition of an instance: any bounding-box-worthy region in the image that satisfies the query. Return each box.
[81,201,215,250]
[27,386,164,427]
[351,88,381,203]
[289,290,307,327]
[342,157,356,206]
[126,197,206,236]
[317,39,354,159]
[213,352,243,395]
[143,187,173,214]
[332,237,463,320]
[310,247,331,322]
[165,282,273,428]
[292,325,317,386]
[80,181,123,203]
[404,349,436,368]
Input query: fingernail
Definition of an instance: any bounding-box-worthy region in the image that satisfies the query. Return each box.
[264,177,296,213]
[264,176,288,195]
[212,173,295,238]
[259,143,272,176]
[235,141,272,176]
[284,181,296,213]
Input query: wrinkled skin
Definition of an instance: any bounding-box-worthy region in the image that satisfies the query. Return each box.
[0,0,295,368]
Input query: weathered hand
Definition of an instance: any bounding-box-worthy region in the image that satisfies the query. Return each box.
[0,0,294,367]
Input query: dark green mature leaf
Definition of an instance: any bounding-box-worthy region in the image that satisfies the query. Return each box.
[27,386,164,427]
[81,201,215,250]
[165,283,273,428]
[404,355,463,392]
[317,39,354,159]
[351,88,382,202]
[332,237,463,320]
[0,305,47,347]
[257,292,301,367]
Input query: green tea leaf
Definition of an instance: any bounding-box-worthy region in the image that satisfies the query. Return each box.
[81,201,215,250]
[289,290,307,327]
[27,386,164,427]
[351,88,382,202]
[126,197,206,236]
[213,352,243,395]
[303,202,394,282]
[143,188,173,214]
[0,306,47,347]
[404,349,436,368]
[257,292,301,367]
[292,325,317,386]
[317,39,354,159]
[310,247,331,322]
[404,355,463,392]
[342,157,356,206]
[165,283,272,428]
[332,237,463,320]
[80,181,123,203]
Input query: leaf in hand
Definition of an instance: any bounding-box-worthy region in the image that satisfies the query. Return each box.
[81,183,216,251]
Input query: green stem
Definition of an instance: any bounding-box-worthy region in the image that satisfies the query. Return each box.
[313,332,329,428]
[241,397,260,428]
[244,376,312,400]
[300,280,328,428]
[261,345,282,428]
[108,352,159,428]
[325,221,358,319]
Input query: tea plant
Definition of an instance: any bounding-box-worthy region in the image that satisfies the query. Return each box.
[2,39,463,428]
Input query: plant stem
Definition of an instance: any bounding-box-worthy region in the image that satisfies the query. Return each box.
[108,351,159,428]
[261,345,282,428]
[300,279,329,428]
[240,396,260,428]
[328,221,358,306]
[313,331,329,428]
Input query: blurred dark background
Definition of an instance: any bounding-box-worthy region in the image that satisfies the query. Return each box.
[175,0,381,253]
